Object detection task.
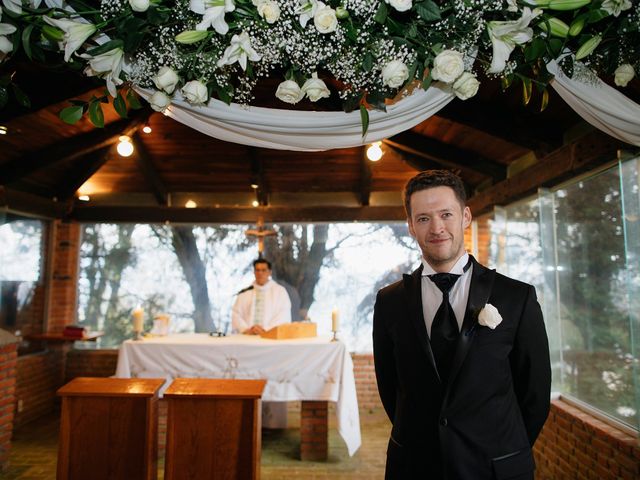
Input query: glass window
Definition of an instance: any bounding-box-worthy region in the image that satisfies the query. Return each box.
[0,215,46,345]
[77,222,417,351]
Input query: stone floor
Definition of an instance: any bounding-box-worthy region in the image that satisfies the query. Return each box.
[0,407,390,480]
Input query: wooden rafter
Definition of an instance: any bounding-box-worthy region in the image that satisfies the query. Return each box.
[0,113,147,185]
[132,133,169,206]
[384,131,507,181]
[359,146,371,206]
[55,146,113,201]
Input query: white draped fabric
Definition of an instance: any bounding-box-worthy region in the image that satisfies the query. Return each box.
[548,61,640,147]
[139,61,640,150]
[139,85,456,151]
[115,333,362,456]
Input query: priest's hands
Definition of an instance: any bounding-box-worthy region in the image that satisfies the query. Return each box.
[243,325,266,335]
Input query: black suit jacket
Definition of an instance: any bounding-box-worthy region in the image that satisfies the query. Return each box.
[373,256,551,480]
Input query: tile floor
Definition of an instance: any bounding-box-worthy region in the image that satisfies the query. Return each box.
[0,408,390,480]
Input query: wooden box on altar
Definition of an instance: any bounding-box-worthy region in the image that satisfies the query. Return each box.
[260,322,317,340]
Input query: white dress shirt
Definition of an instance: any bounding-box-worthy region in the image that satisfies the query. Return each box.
[420,253,473,337]
[231,279,291,333]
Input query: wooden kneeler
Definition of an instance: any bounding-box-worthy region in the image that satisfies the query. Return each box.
[57,377,165,480]
[163,378,267,480]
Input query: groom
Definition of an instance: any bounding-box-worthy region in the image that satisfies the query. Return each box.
[373,170,551,479]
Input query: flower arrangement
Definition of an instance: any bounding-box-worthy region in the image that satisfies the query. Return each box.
[0,0,637,128]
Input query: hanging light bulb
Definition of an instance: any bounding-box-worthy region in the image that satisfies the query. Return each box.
[252,200,259,207]
[78,195,90,202]
[366,142,383,162]
[117,135,134,157]
[142,124,152,134]
[185,200,197,208]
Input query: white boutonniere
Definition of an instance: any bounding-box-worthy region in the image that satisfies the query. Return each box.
[478,303,502,330]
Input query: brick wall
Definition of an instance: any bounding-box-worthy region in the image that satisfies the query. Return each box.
[47,221,81,334]
[534,399,639,480]
[64,349,118,382]
[0,335,18,471]
[352,354,382,412]
[13,348,64,428]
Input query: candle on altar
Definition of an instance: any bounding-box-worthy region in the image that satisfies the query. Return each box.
[331,309,339,332]
[133,307,144,333]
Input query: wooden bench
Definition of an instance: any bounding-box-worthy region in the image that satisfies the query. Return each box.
[57,377,165,480]
[163,378,266,480]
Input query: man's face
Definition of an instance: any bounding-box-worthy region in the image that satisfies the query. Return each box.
[407,186,471,272]
[254,263,271,286]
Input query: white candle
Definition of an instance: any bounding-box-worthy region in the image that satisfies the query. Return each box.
[331,309,339,332]
[133,307,144,332]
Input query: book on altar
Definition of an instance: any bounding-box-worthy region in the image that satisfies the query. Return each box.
[62,325,87,338]
[260,322,317,340]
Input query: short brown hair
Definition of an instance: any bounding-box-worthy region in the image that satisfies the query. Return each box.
[403,170,467,217]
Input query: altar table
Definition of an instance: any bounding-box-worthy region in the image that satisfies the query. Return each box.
[115,334,361,456]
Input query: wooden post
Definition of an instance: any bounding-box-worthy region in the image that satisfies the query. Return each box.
[163,378,266,480]
[56,377,164,480]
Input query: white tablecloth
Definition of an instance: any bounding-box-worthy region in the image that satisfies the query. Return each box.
[115,333,361,456]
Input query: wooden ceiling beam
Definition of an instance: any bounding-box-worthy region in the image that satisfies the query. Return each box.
[132,133,169,206]
[468,131,628,216]
[69,205,407,223]
[249,148,269,206]
[0,112,147,185]
[384,131,506,181]
[360,146,371,206]
[55,146,113,201]
[0,187,67,219]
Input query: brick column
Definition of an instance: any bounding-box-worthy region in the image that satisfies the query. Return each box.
[0,330,18,471]
[47,220,81,334]
[300,400,328,461]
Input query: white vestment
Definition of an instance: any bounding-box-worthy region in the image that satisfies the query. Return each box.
[231,280,291,333]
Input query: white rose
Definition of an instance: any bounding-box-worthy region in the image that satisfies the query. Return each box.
[431,49,465,84]
[181,80,208,105]
[614,64,635,87]
[452,71,480,100]
[385,0,411,12]
[128,0,149,12]
[153,66,180,94]
[478,303,502,330]
[257,0,280,23]
[381,60,409,89]
[275,80,304,104]
[301,72,330,101]
[314,3,338,34]
[149,90,171,112]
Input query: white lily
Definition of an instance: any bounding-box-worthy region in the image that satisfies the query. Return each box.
[190,0,235,35]
[601,0,631,17]
[487,7,542,74]
[0,32,14,62]
[296,0,318,28]
[43,16,96,62]
[82,47,124,97]
[217,31,261,71]
[29,0,64,8]
[2,0,22,15]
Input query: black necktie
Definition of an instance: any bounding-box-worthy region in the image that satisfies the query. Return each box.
[428,273,460,384]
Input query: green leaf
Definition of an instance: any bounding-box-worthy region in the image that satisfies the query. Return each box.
[60,105,85,124]
[343,94,361,113]
[127,89,143,109]
[344,22,357,42]
[362,52,374,72]
[114,93,128,118]
[359,104,369,137]
[522,78,532,106]
[374,1,387,24]
[524,37,545,63]
[88,101,105,128]
[147,5,171,24]
[546,38,564,58]
[21,24,35,60]
[407,61,419,82]
[367,92,386,112]
[586,8,608,24]
[415,0,441,22]
[0,86,8,109]
[86,39,124,57]
[540,88,549,112]
[501,74,513,90]
[215,86,232,105]
[11,84,30,108]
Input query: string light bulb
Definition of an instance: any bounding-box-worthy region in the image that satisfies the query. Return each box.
[185,200,197,208]
[117,135,134,157]
[142,124,152,134]
[366,142,383,162]
[252,200,259,207]
[78,195,90,202]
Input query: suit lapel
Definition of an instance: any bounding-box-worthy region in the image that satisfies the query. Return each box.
[443,256,496,402]
[403,265,441,382]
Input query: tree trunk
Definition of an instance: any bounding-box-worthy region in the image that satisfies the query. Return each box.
[170,226,214,332]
